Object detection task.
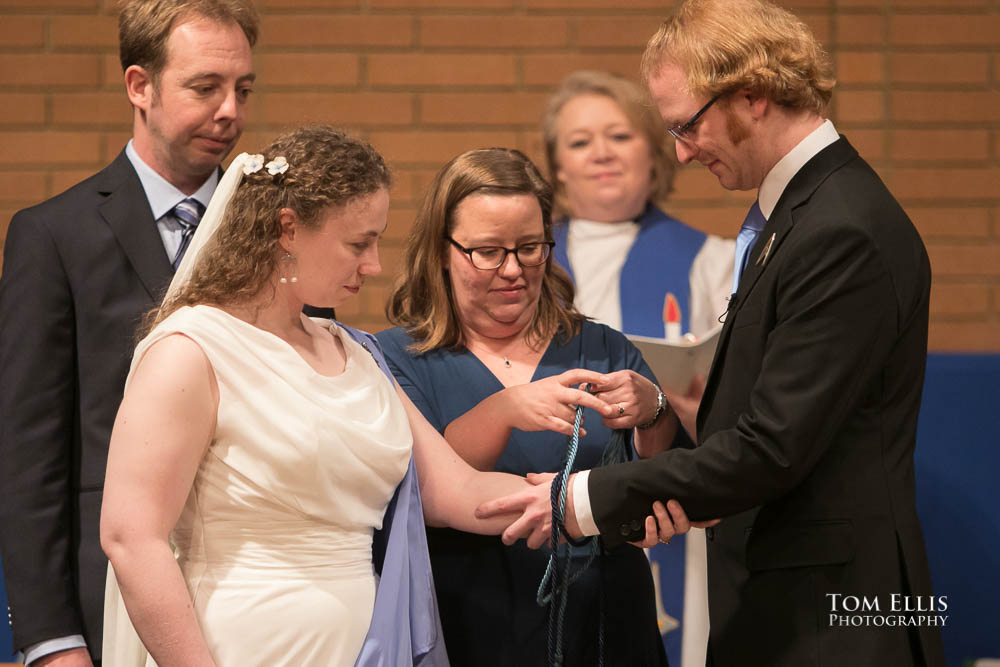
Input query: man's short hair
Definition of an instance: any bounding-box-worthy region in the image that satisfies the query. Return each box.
[641,0,836,115]
[118,0,259,80]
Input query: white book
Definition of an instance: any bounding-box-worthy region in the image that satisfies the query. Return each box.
[627,324,723,394]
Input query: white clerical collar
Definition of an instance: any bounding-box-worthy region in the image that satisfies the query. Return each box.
[569,217,639,238]
[125,139,217,221]
[757,119,839,219]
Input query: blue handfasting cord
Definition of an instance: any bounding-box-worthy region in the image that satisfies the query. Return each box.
[537,391,629,667]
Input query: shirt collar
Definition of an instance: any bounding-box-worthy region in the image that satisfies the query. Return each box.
[125,139,218,220]
[757,119,839,219]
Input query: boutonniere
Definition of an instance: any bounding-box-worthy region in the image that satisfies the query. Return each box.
[756,233,776,267]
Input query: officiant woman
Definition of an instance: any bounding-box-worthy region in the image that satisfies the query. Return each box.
[543,70,733,339]
[377,147,704,666]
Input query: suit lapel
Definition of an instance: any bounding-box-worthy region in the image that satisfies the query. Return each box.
[694,137,859,439]
[96,151,173,299]
[732,207,796,303]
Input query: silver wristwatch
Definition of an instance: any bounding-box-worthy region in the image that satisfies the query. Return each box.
[637,385,666,430]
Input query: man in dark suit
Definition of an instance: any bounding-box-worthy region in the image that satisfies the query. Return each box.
[0,2,259,664]
[481,1,947,665]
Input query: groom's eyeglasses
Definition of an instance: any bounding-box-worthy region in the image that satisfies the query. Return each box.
[667,94,721,142]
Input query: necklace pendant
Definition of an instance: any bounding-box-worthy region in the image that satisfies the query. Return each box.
[504,357,511,368]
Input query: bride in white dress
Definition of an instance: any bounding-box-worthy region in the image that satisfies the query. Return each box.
[99,127,536,666]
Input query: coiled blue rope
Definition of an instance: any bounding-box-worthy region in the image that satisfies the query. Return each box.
[537,393,629,667]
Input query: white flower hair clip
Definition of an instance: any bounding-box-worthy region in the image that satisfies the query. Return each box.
[266,156,289,176]
[242,154,265,175]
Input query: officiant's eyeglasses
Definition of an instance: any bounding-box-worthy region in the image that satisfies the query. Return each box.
[447,237,554,270]
[667,94,721,142]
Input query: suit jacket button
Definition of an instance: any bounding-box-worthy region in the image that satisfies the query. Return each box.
[706,527,715,541]
[630,519,642,532]
[619,523,631,536]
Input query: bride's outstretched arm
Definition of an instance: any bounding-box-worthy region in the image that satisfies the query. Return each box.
[395,384,531,534]
[100,334,219,667]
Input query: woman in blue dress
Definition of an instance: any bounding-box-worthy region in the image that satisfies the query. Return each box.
[377,148,699,666]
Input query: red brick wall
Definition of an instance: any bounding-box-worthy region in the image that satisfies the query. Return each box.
[1,0,997,350]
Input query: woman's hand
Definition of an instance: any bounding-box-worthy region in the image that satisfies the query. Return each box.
[498,368,614,437]
[443,368,612,471]
[475,471,575,548]
[476,473,721,550]
[588,369,660,430]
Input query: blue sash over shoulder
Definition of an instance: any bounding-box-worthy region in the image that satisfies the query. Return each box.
[552,204,706,337]
[340,324,450,667]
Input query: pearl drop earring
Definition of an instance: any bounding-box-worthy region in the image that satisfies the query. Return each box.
[279,252,298,284]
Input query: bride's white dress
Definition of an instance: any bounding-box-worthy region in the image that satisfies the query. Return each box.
[103,305,412,666]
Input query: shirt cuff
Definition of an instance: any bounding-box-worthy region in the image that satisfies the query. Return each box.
[571,469,600,536]
[22,635,88,665]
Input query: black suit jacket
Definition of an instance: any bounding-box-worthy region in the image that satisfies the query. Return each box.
[0,150,170,658]
[588,138,945,666]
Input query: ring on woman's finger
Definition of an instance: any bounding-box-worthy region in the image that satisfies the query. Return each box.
[659,536,671,545]
[618,404,625,416]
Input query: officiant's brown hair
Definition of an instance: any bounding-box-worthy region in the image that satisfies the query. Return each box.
[385,147,583,353]
[119,0,260,83]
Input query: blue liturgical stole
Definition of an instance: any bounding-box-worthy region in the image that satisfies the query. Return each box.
[552,204,706,337]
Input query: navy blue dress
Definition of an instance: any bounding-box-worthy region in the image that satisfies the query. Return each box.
[377,321,668,667]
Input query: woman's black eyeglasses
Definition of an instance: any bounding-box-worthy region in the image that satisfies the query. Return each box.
[447,237,554,270]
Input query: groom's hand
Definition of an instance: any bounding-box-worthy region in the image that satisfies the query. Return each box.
[628,499,722,549]
[477,472,584,549]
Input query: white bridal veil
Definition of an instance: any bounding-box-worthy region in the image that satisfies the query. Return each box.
[101,152,254,667]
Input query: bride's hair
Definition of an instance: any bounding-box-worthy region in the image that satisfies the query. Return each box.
[145,125,390,334]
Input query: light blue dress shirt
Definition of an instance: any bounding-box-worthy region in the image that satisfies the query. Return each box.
[125,139,217,260]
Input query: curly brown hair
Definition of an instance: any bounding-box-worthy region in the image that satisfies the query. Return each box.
[386,147,584,354]
[147,125,390,333]
[640,0,836,116]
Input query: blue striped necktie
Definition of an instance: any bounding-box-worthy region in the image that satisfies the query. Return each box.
[171,198,205,270]
[731,200,767,292]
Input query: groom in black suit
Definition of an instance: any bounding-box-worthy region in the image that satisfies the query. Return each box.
[0,1,259,664]
[482,1,947,665]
